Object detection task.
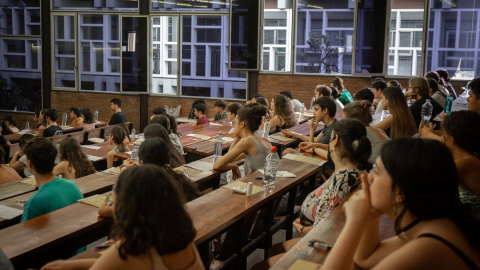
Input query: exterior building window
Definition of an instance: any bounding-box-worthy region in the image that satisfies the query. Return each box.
[262,9,291,72]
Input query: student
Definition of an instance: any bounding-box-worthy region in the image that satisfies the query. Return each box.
[9,134,34,177]
[0,122,12,150]
[42,165,204,270]
[213,105,272,178]
[42,109,63,137]
[150,106,166,121]
[108,98,127,125]
[330,86,345,120]
[314,84,332,100]
[279,90,303,112]
[53,137,96,180]
[226,103,243,121]
[467,77,480,114]
[69,107,83,125]
[331,77,351,105]
[246,94,264,105]
[192,103,210,126]
[81,108,95,131]
[20,137,83,222]
[343,101,389,163]
[255,97,272,119]
[425,71,449,98]
[36,108,49,129]
[1,115,19,134]
[283,97,337,147]
[437,69,458,99]
[269,94,297,133]
[405,77,443,128]
[372,80,388,114]
[151,115,184,155]
[166,114,182,138]
[322,138,480,270]
[107,125,129,169]
[420,110,480,219]
[387,80,402,88]
[354,88,375,104]
[0,147,22,185]
[427,78,446,109]
[374,87,417,138]
[143,124,185,167]
[210,100,228,121]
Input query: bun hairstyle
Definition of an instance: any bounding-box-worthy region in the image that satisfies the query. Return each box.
[342,101,373,125]
[333,119,372,171]
[237,105,267,132]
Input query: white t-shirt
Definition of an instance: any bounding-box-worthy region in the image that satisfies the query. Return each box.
[334,99,344,120]
[290,99,303,112]
[19,155,32,177]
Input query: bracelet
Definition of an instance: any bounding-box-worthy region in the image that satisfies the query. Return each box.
[300,226,305,235]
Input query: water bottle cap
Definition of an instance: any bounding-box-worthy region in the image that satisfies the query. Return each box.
[270,146,277,153]
[266,119,270,122]
[218,132,222,135]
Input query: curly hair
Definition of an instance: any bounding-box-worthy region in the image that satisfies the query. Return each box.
[272,94,297,128]
[59,137,96,178]
[237,104,268,132]
[112,165,196,259]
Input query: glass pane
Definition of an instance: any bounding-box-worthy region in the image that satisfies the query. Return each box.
[52,0,138,11]
[151,0,229,12]
[121,17,148,92]
[181,15,246,99]
[54,15,76,89]
[230,0,260,70]
[387,0,425,76]
[262,7,292,72]
[297,0,354,74]
[0,1,40,35]
[427,0,479,79]
[151,16,178,95]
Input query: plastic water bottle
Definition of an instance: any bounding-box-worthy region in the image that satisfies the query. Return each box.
[444,94,454,115]
[25,121,29,130]
[213,133,223,160]
[94,110,99,123]
[55,141,61,163]
[310,97,315,111]
[299,103,305,122]
[131,146,139,162]
[263,146,280,187]
[262,119,271,138]
[61,112,67,126]
[130,128,136,141]
[421,99,433,126]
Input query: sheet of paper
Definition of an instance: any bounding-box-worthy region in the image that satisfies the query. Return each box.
[60,126,74,130]
[78,194,108,208]
[186,134,211,140]
[20,176,36,186]
[288,259,322,270]
[105,167,122,175]
[87,155,102,161]
[222,181,265,195]
[209,122,223,126]
[208,137,235,143]
[82,145,101,150]
[88,138,105,144]
[258,169,296,178]
[185,161,214,172]
[0,205,23,219]
[173,166,203,177]
[270,135,295,142]
[283,153,327,166]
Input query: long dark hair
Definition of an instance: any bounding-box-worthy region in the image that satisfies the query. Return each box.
[237,105,267,132]
[382,87,417,138]
[112,165,196,259]
[442,110,480,157]
[139,138,201,201]
[59,137,96,178]
[144,124,185,167]
[81,108,94,124]
[166,114,181,137]
[380,138,480,249]
[333,119,372,171]
[272,94,297,128]
[110,125,128,153]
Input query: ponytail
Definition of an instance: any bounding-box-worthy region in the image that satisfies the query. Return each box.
[351,137,373,171]
[334,119,372,170]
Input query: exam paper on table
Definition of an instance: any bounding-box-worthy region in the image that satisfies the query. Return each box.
[258,169,296,178]
[209,122,223,126]
[87,155,102,161]
[185,161,214,172]
[82,145,102,150]
[186,134,211,140]
[0,205,23,219]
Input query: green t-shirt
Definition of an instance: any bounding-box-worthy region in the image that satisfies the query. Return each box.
[214,111,228,121]
[21,177,83,222]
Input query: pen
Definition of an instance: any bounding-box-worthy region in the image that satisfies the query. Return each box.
[16,200,27,203]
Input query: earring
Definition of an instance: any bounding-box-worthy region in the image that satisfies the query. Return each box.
[392,201,397,217]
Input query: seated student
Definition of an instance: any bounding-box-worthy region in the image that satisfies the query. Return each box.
[322,138,480,270]
[354,88,375,104]
[387,80,402,88]
[100,138,201,217]
[315,84,332,100]
[42,109,63,137]
[246,93,264,105]
[191,103,210,126]
[42,165,204,270]
[151,115,184,155]
[279,90,303,112]
[226,103,244,134]
[420,110,480,219]
[331,77,349,105]
[374,87,417,138]
[269,94,297,133]
[20,137,83,222]
[211,100,228,121]
[254,119,372,268]
[150,106,166,121]
[427,78,446,109]
[69,107,84,125]
[372,79,388,114]
[0,147,22,185]
[107,125,129,169]
[330,86,344,120]
[426,71,449,98]
[166,114,182,138]
[405,77,443,128]
[1,115,19,134]
[108,98,127,125]
[188,99,205,119]
[213,105,272,179]
[0,122,12,151]
[53,137,96,180]
[282,97,337,149]
[81,108,95,131]
[9,134,35,177]
[144,124,185,167]
[255,97,272,119]
[36,108,49,130]
[437,69,458,99]
[343,101,389,163]
[467,77,480,114]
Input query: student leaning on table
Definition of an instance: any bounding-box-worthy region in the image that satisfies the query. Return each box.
[322,139,480,270]
[106,125,129,169]
[41,165,205,270]
[53,137,96,180]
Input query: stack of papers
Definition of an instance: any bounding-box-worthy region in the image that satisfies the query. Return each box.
[78,194,108,208]
[0,205,23,219]
[88,138,105,144]
[82,145,102,150]
[185,161,213,172]
[283,153,326,166]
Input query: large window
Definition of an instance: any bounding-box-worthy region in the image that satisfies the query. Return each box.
[262,8,292,72]
[0,0,41,112]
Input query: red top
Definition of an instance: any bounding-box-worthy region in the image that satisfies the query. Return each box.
[197,116,210,125]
